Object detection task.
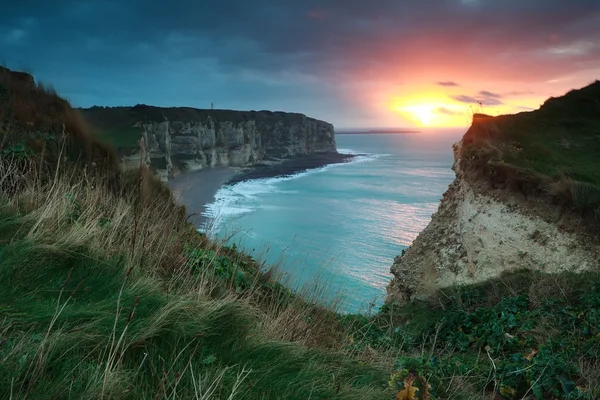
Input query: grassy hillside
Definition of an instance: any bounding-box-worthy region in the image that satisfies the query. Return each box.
[355,269,600,399]
[460,81,600,220]
[0,67,393,399]
[0,180,391,399]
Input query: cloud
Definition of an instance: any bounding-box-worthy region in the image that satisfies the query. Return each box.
[516,105,535,111]
[505,90,534,96]
[307,9,329,20]
[0,0,598,126]
[4,28,26,44]
[452,95,479,103]
[437,81,460,87]
[451,94,504,106]
[434,107,462,116]
[478,91,502,98]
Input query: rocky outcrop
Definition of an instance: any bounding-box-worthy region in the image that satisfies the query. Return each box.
[387,83,600,305]
[0,66,35,87]
[387,140,600,305]
[81,106,336,180]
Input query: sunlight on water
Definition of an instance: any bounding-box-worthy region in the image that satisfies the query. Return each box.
[205,130,463,313]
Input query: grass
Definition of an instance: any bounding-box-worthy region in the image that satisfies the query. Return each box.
[0,67,118,176]
[0,66,392,399]
[460,81,600,216]
[3,66,600,400]
[96,127,145,148]
[349,270,600,399]
[0,151,393,399]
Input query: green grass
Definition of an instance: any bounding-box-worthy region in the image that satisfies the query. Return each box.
[0,196,390,399]
[5,179,599,399]
[461,81,600,215]
[345,270,600,399]
[4,65,600,400]
[94,126,144,148]
[1,69,391,400]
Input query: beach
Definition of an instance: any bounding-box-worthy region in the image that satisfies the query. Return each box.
[168,167,239,227]
[168,152,356,229]
[224,152,355,185]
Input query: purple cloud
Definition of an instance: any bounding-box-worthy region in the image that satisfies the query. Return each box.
[451,94,504,106]
[437,81,460,87]
[434,107,462,116]
[478,90,502,98]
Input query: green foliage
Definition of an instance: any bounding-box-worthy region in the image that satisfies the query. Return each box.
[367,272,600,399]
[187,247,252,292]
[2,143,34,158]
[0,83,8,103]
[461,82,600,215]
[94,126,144,147]
[0,212,390,399]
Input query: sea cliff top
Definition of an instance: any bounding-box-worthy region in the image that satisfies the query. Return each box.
[80,105,333,130]
[459,80,600,222]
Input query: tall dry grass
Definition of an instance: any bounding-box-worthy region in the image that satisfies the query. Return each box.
[0,65,394,399]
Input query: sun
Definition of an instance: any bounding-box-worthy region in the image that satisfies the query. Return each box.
[409,105,434,125]
[396,104,435,126]
[388,91,469,128]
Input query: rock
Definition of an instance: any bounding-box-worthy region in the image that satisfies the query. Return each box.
[80,106,337,180]
[386,140,600,305]
[0,66,35,87]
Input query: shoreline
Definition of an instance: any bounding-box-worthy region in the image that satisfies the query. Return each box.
[225,152,356,185]
[168,167,239,227]
[168,152,357,228]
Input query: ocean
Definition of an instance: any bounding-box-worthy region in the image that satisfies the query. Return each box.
[204,129,464,313]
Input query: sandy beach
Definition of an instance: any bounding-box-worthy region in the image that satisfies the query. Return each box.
[168,153,356,229]
[168,167,239,227]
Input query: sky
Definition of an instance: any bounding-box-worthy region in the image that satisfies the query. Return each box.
[2,0,600,128]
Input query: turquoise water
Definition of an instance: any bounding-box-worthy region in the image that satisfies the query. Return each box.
[205,129,463,313]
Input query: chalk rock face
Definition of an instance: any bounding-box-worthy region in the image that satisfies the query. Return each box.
[386,141,600,304]
[81,106,337,179]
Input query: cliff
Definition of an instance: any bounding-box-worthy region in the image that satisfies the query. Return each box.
[387,81,600,304]
[1,67,393,399]
[80,105,337,180]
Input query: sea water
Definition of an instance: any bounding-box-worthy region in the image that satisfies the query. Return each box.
[205,129,464,313]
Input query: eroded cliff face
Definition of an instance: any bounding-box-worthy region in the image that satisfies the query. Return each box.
[387,141,600,304]
[81,106,336,180]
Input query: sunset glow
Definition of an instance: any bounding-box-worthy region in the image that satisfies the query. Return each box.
[398,105,434,126]
[380,80,563,128]
[1,1,598,129]
[388,90,472,128]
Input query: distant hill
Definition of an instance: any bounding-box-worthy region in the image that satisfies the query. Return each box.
[336,128,420,134]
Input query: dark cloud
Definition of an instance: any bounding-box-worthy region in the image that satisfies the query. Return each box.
[451,94,504,106]
[437,81,460,87]
[1,0,599,126]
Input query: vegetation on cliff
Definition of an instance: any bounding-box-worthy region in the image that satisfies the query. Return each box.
[2,66,599,400]
[460,81,600,223]
[0,67,391,399]
[374,270,600,399]
[81,105,334,152]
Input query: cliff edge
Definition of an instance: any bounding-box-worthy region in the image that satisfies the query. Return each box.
[81,105,337,180]
[387,81,600,304]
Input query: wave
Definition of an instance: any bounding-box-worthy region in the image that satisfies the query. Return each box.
[201,150,389,233]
